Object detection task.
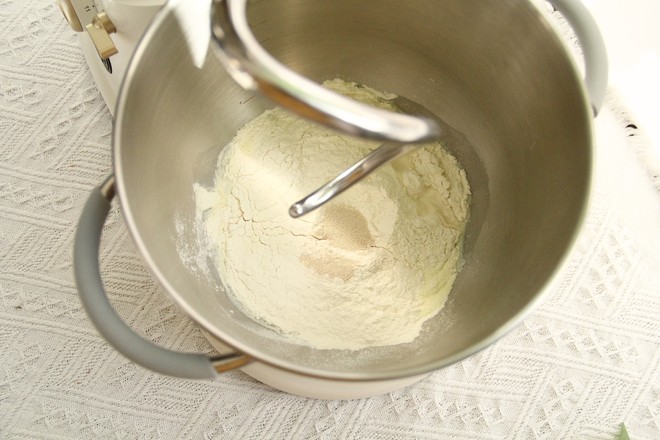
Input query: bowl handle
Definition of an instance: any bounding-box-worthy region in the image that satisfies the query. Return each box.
[74,175,251,378]
[546,0,608,116]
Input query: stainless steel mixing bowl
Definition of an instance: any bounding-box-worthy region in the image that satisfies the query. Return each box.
[75,0,607,382]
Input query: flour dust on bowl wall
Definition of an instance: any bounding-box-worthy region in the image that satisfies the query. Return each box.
[74,0,603,396]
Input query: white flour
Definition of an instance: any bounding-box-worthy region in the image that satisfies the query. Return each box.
[195,79,470,350]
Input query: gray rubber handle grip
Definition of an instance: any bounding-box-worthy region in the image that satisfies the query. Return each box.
[74,176,248,379]
[547,0,608,115]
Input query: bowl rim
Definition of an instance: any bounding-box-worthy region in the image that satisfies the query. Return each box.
[112,0,595,382]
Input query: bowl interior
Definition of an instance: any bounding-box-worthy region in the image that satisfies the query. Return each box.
[114,0,591,380]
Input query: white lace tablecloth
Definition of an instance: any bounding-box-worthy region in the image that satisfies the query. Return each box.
[1,2,659,439]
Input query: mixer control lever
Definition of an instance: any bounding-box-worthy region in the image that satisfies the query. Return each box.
[85,12,118,60]
[56,1,118,61]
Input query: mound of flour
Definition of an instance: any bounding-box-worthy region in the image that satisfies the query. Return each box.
[195,79,470,350]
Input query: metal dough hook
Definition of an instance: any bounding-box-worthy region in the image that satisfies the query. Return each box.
[210,0,441,217]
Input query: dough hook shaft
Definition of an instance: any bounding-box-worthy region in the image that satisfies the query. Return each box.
[288,142,418,218]
[210,0,441,217]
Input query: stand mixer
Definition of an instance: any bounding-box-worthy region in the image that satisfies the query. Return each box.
[62,0,615,399]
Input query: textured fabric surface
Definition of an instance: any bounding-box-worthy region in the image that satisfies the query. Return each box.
[1,1,659,439]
